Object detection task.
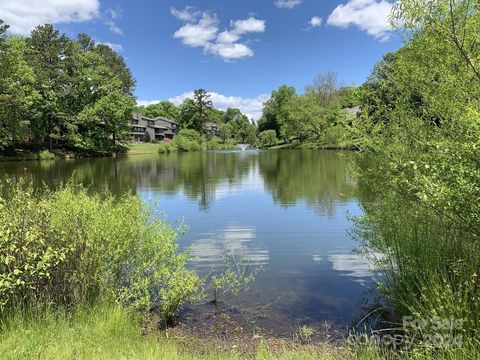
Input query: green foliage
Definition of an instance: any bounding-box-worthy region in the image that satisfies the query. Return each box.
[258,85,296,136]
[140,101,180,121]
[144,130,152,143]
[205,137,221,150]
[294,326,315,345]
[258,130,278,148]
[157,142,177,154]
[0,36,38,151]
[0,21,135,155]
[236,120,257,145]
[207,246,261,304]
[351,0,480,349]
[37,150,55,160]
[217,122,235,143]
[173,129,203,152]
[0,304,350,360]
[258,76,356,147]
[0,179,199,321]
[179,89,215,132]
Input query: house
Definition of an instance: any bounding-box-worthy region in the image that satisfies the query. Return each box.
[130,112,179,142]
[204,122,219,137]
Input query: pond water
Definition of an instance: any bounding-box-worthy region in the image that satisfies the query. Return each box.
[0,149,376,335]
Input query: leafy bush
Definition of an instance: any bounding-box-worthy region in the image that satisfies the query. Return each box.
[157,142,177,154]
[322,125,345,146]
[258,130,278,148]
[37,150,55,160]
[172,129,203,152]
[0,179,199,321]
[205,137,221,150]
[144,131,151,143]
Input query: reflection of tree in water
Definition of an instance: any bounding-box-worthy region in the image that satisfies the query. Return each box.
[0,157,137,195]
[160,152,257,210]
[258,150,357,217]
[0,153,256,209]
[0,150,356,214]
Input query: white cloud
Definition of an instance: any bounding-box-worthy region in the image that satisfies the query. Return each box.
[217,31,241,44]
[231,17,266,34]
[0,0,99,35]
[105,7,123,35]
[171,7,265,61]
[106,8,121,20]
[275,0,302,9]
[98,42,123,52]
[170,6,201,22]
[206,43,253,60]
[327,0,393,40]
[173,13,218,47]
[139,92,270,121]
[105,20,123,35]
[310,16,323,28]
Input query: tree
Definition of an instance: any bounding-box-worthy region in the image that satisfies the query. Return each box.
[305,71,340,107]
[207,108,224,124]
[78,91,134,149]
[192,89,213,131]
[144,130,151,143]
[236,121,257,145]
[280,94,327,142]
[258,85,296,137]
[0,21,136,154]
[77,33,95,52]
[26,24,68,150]
[223,108,244,123]
[179,98,198,129]
[259,130,277,148]
[94,44,136,95]
[218,122,235,143]
[143,101,180,120]
[0,29,38,150]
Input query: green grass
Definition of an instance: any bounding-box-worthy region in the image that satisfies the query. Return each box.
[0,305,341,360]
[127,142,162,155]
[1,304,479,359]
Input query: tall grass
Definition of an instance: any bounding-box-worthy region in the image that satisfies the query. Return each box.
[353,165,480,359]
[0,304,344,360]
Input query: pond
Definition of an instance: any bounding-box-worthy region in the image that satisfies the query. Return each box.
[0,149,377,335]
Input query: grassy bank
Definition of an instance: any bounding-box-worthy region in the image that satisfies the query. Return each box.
[2,304,477,360]
[127,142,162,155]
[0,304,338,360]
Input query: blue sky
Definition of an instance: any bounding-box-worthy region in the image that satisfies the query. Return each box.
[1,0,401,119]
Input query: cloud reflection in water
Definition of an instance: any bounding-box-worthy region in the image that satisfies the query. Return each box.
[190,224,269,269]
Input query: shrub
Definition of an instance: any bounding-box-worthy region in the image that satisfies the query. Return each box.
[0,179,199,321]
[37,150,55,160]
[258,130,278,148]
[172,129,203,152]
[158,142,177,154]
[144,131,151,143]
[205,137,221,150]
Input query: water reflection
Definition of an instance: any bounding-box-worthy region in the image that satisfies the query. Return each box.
[0,150,374,330]
[190,224,269,269]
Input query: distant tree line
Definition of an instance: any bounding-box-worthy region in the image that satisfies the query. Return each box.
[0,19,135,154]
[256,71,361,148]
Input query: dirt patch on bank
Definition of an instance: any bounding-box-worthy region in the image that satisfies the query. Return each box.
[149,301,351,358]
